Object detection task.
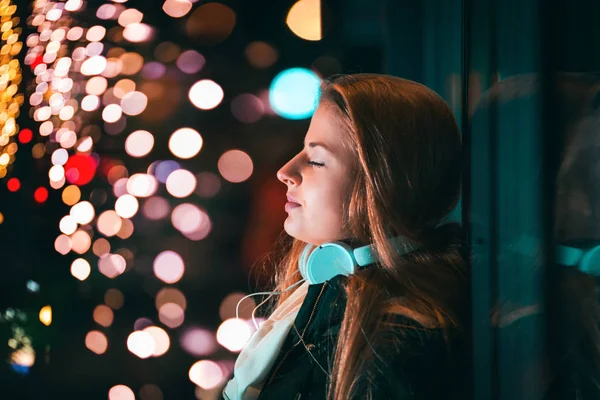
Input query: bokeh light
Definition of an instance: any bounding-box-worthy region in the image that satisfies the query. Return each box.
[216,318,253,352]
[185,3,236,45]
[127,330,155,359]
[109,385,135,400]
[125,130,154,157]
[93,305,114,328]
[217,150,254,183]
[189,80,224,110]
[269,67,321,119]
[86,331,108,355]
[168,128,203,159]
[153,250,185,284]
[286,0,322,41]
[189,360,225,389]
[180,327,218,357]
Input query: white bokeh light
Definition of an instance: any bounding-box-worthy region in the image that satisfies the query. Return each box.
[168,128,203,159]
[125,130,154,157]
[153,250,185,284]
[189,80,224,110]
[165,169,196,198]
[216,318,253,352]
[127,330,155,359]
[115,194,139,218]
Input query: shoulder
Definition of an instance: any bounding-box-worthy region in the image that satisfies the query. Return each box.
[349,312,470,399]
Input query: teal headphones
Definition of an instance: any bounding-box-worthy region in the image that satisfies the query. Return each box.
[298,235,422,285]
[503,234,600,275]
[556,244,600,274]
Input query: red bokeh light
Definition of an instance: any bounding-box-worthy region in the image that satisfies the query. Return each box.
[64,154,97,185]
[7,178,20,192]
[34,187,48,203]
[18,129,33,144]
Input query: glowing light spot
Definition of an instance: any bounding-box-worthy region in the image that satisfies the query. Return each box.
[286,0,322,41]
[180,328,218,356]
[156,288,187,311]
[86,331,108,355]
[18,129,33,144]
[217,318,253,352]
[71,258,91,281]
[123,23,154,43]
[245,41,279,69]
[57,228,77,253]
[93,305,114,327]
[153,251,185,284]
[98,253,127,278]
[105,288,125,310]
[81,56,107,76]
[71,230,92,254]
[59,215,77,235]
[93,238,111,257]
[86,25,107,42]
[269,68,321,119]
[231,94,264,123]
[127,174,158,197]
[62,185,81,205]
[217,150,254,183]
[189,360,225,389]
[169,128,203,159]
[189,80,223,110]
[165,169,196,198]
[7,178,20,192]
[115,194,139,218]
[118,9,144,27]
[102,104,123,123]
[121,91,147,115]
[127,330,155,359]
[70,201,95,224]
[158,303,185,328]
[220,293,257,320]
[196,172,221,198]
[163,0,193,18]
[176,50,205,74]
[109,385,135,400]
[142,196,170,220]
[97,210,123,237]
[64,154,97,185]
[81,95,101,111]
[143,326,170,357]
[39,305,52,326]
[186,3,236,45]
[171,203,206,234]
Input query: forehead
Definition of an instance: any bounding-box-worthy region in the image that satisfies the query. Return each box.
[305,104,348,144]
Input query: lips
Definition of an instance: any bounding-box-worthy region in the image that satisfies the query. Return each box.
[286,194,301,205]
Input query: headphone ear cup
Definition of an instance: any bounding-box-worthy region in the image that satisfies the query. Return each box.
[298,244,314,282]
[306,241,357,284]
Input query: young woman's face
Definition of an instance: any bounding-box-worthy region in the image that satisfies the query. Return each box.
[277,103,357,245]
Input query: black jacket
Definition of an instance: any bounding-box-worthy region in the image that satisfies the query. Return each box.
[254,274,472,399]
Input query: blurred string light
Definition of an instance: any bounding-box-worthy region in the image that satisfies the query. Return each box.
[0,0,24,180]
[1,309,35,374]
[286,0,322,41]
[21,0,317,395]
[269,67,321,119]
[38,305,52,326]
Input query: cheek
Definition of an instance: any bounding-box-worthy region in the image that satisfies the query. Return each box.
[304,181,347,226]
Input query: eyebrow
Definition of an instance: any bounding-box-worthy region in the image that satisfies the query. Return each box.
[304,141,334,154]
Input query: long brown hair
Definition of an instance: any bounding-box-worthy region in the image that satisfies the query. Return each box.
[265,74,469,399]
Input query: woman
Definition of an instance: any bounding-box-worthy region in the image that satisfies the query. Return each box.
[223,74,471,399]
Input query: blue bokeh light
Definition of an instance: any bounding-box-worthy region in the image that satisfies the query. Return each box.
[269,68,321,120]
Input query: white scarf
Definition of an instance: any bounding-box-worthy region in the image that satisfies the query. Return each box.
[222,280,311,400]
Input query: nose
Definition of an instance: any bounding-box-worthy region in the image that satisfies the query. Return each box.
[277,159,300,186]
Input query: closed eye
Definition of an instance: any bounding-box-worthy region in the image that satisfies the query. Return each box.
[308,161,325,167]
